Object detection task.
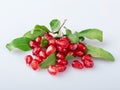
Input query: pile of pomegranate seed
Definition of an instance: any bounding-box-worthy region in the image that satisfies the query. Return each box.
[25,32,94,75]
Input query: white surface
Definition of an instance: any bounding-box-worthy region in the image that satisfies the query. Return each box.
[0,0,120,90]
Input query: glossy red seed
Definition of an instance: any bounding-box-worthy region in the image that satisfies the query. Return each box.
[44,32,53,40]
[81,54,92,61]
[29,40,39,49]
[31,60,39,70]
[46,45,56,56]
[35,36,42,43]
[55,39,69,48]
[57,46,68,55]
[69,43,77,50]
[77,42,87,53]
[83,59,94,68]
[74,50,84,57]
[48,38,56,46]
[60,36,70,43]
[39,50,47,59]
[35,55,43,64]
[57,59,68,65]
[56,64,67,72]
[72,60,84,69]
[32,47,42,55]
[56,53,65,59]
[25,55,33,65]
[67,51,74,56]
[48,65,58,75]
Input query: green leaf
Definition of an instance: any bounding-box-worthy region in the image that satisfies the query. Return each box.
[65,54,74,60]
[6,37,31,51]
[66,29,72,36]
[68,32,79,43]
[40,53,56,68]
[34,25,50,32]
[50,19,61,32]
[23,29,46,40]
[40,38,48,48]
[86,45,115,61]
[79,29,103,42]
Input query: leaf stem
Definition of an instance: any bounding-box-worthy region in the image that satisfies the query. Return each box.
[53,19,67,34]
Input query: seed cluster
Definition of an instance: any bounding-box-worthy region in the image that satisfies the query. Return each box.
[25,32,94,75]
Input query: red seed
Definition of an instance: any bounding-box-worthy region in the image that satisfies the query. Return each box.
[55,39,69,49]
[46,45,56,56]
[31,60,39,70]
[72,60,84,69]
[25,55,33,65]
[69,43,77,50]
[56,52,65,59]
[39,50,47,59]
[35,36,42,43]
[74,50,84,57]
[44,32,53,40]
[81,54,92,61]
[57,46,68,55]
[48,65,58,75]
[83,59,94,68]
[77,42,87,53]
[35,55,43,64]
[56,64,67,72]
[29,40,39,49]
[57,59,68,65]
[60,36,70,43]
[32,47,42,55]
[48,38,56,46]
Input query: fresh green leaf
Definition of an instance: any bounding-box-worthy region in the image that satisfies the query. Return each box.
[40,38,48,48]
[65,54,74,60]
[66,29,72,36]
[40,53,56,68]
[50,19,61,32]
[68,32,79,43]
[87,45,115,61]
[79,29,103,42]
[6,37,31,51]
[23,29,46,40]
[34,25,50,32]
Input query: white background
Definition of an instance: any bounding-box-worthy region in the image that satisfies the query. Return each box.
[0,0,120,90]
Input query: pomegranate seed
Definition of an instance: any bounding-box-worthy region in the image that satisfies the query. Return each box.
[57,59,68,65]
[83,59,94,68]
[35,55,43,64]
[29,40,39,49]
[31,60,39,70]
[46,45,56,56]
[56,64,67,72]
[60,36,70,43]
[57,46,68,54]
[35,36,42,43]
[25,55,33,65]
[39,50,47,59]
[69,43,77,50]
[32,47,42,55]
[56,52,65,59]
[67,51,74,56]
[48,38,56,46]
[81,54,92,61]
[77,42,87,53]
[48,65,58,75]
[44,32,53,40]
[74,50,84,57]
[72,60,84,69]
[55,39,69,48]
